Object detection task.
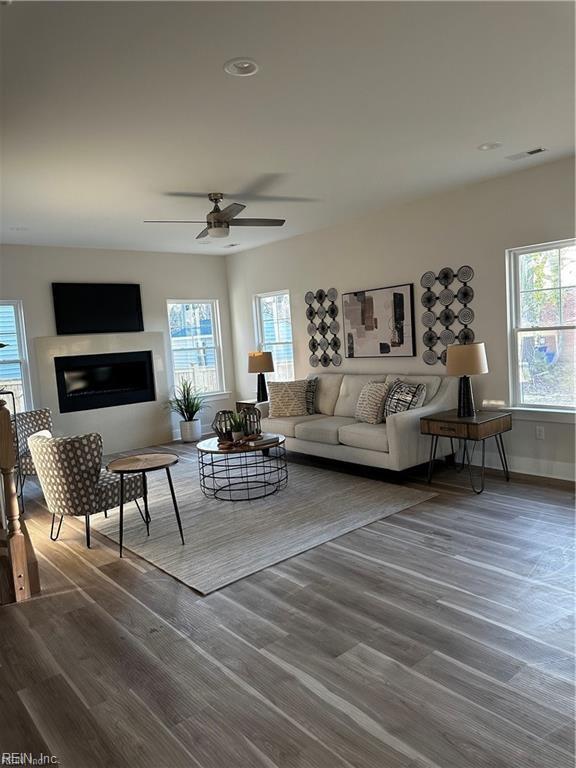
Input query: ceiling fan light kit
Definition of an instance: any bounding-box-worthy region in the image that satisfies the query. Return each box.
[208,225,229,238]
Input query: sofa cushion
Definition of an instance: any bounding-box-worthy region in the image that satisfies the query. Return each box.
[383,379,426,419]
[334,374,388,417]
[305,377,318,414]
[338,422,389,453]
[385,374,441,404]
[268,380,308,417]
[309,374,344,415]
[261,414,325,438]
[295,416,356,445]
[355,381,389,424]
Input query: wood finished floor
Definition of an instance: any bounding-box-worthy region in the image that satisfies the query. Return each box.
[1,444,574,768]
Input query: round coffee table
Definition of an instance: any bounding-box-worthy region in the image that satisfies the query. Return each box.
[107,452,185,557]
[196,435,287,501]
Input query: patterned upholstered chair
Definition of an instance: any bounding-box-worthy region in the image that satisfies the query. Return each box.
[28,431,145,549]
[14,408,53,503]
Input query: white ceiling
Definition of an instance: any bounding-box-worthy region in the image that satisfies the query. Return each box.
[1,1,574,256]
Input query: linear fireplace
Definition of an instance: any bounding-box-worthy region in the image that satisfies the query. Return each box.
[54,351,156,413]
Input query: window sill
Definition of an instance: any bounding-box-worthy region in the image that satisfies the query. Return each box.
[201,391,233,401]
[503,407,575,424]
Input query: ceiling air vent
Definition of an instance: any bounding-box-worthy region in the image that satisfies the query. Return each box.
[506,147,549,161]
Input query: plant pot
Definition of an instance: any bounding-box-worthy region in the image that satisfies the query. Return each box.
[232,430,244,443]
[180,419,202,443]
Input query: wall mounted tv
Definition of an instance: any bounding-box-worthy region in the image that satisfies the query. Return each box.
[52,283,144,335]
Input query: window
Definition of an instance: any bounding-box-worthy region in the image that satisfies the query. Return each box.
[167,300,224,395]
[0,300,32,412]
[254,291,294,381]
[507,240,575,409]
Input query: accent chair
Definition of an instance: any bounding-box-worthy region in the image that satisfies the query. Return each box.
[14,407,53,508]
[28,431,146,549]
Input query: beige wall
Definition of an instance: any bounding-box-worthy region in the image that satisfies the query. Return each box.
[227,158,575,480]
[1,160,574,477]
[0,245,236,451]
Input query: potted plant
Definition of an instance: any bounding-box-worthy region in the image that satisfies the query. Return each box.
[229,411,246,443]
[168,380,208,442]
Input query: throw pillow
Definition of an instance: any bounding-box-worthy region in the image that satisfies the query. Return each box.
[305,377,318,414]
[268,380,309,418]
[383,378,426,419]
[355,382,389,424]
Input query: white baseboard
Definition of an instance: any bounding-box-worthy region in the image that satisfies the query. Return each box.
[471,447,574,483]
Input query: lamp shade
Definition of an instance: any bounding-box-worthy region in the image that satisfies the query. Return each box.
[248,351,274,374]
[446,342,489,376]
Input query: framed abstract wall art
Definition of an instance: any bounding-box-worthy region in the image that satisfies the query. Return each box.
[342,283,416,358]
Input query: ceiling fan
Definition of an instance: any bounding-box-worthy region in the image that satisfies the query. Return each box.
[144,192,286,239]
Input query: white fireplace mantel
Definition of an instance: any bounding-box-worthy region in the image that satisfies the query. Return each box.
[34,332,171,453]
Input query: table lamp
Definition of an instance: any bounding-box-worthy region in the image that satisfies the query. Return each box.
[446,342,489,418]
[248,351,274,402]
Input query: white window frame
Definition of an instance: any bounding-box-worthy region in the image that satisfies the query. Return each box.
[0,299,33,411]
[166,299,226,398]
[253,290,295,382]
[506,239,575,413]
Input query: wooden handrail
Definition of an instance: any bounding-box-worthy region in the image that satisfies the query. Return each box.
[0,399,40,603]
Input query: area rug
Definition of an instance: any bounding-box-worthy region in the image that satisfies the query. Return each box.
[92,456,435,594]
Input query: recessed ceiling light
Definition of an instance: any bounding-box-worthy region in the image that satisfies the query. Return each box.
[506,147,549,161]
[197,242,240,247]
[224,58,259,77]
[477,142,502,151]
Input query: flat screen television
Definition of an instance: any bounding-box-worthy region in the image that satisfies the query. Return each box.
[52,283,144,335]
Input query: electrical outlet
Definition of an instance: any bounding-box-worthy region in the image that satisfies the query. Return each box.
[535,425,545,441]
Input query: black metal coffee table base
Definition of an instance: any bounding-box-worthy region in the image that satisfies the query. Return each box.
[198,442,288,501]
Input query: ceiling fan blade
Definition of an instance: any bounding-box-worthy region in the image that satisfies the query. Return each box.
[229,218,285,227]
[144,220,207,223]
[238,194,318,202]
[235,174,317,202]
[216,203,246,222]
[196,227,210,239]
[236,173,284,198]
[233,195,320,203]
[164,186,316,203]
[164,192,217,199]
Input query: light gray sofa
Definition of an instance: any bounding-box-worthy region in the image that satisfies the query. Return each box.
[259,373,458,471]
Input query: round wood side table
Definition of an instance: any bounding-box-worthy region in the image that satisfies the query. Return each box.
[107,452,185,557]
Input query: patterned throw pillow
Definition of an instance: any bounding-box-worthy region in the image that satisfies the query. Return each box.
[268,380,309,417]
[383,378,426,419]
[306,377,318,414]
[355,382,389,424]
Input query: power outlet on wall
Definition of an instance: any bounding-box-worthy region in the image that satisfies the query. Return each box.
[535,425,545,441]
